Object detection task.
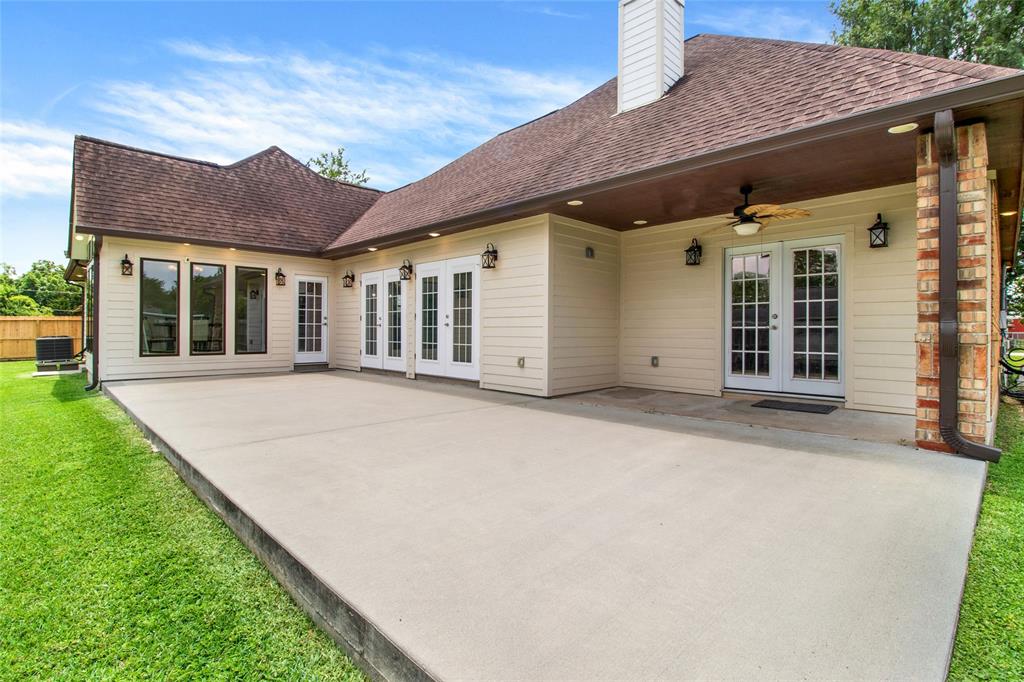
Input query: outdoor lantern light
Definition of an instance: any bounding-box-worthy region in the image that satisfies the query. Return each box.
[867,213,890,248]
[684,238,703,266]
[342,270,355,288]
[274,268,287,286]
[398,259,413,280]
[120,254,133,276]
[481,243,499,269]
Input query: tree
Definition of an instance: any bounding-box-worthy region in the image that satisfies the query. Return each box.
[15,260,82,315]
[306,147,370,185]
[831,0,1024,68]
[0,265,53,315]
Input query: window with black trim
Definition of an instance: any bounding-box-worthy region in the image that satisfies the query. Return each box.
[235,266,267,354]
[190,263,226,355]
[140,258,179,356]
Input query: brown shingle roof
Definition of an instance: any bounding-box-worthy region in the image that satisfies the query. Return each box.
[72,137,381,253]
[325,34,1019,252]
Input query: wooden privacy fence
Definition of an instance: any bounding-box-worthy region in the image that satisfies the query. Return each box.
[0,316,82,360]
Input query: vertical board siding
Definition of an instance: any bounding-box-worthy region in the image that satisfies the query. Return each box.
[332,215,551,396]
[620,184,918,414]
[549,217,621,395]
[0,317,83,360]
[98,237,332,381]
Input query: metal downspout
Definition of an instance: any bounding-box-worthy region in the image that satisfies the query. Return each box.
[85,237,101,391]
[935,109,1001,462]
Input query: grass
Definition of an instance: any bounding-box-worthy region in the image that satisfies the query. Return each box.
[949,400,1024,680]
[0,362,364,680]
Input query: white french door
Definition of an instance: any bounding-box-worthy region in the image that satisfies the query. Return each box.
[295,275,328,364]
[361,270,405,371]
[724,236,844,398]
[416,256,480,380]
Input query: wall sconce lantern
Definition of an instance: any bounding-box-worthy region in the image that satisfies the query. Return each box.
[481,243,499,269]
[341,270,355,288]
[120,254,133,276]
[398,259,413,280]
[274,268,287,286]
[868,213,890,248]
[684,238,703,266]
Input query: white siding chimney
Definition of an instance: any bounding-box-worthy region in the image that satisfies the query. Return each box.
[617,0,684,113]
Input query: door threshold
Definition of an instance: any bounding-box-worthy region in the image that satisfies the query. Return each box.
[721,389,845,404]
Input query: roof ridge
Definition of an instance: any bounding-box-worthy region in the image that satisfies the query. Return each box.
[266,146,385,193]
[702,33,1018,79]
[75,135,223,167]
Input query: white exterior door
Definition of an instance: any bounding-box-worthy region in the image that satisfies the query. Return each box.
[361,271,383,369]
[416,256,480,380]
[295,275,328,364]
[724,237,844,398]
[362,269,406,371]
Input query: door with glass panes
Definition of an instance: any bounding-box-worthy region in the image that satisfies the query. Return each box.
[295,275,328,364]
[361,270,405,371]
[724,237,843,397]
[415,256,480,380]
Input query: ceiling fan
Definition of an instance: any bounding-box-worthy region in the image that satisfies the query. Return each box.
[726,185,811,236]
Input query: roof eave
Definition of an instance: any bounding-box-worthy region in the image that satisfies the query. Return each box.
[75,223,324,258]
[322,71,1024,259]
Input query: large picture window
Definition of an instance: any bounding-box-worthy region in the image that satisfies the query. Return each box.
[235,266,267,354]
[190,263,226,355]
[140,258,179,356]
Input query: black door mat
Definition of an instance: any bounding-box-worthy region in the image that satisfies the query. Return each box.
[752,399,837,414]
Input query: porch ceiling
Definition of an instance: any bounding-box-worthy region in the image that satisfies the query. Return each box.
[547,98,1023,259]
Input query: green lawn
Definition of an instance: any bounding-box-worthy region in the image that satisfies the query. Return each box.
[0,362,364,680]
[949,400,1024,680]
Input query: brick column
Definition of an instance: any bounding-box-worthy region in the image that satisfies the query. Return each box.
[915,123,994,451]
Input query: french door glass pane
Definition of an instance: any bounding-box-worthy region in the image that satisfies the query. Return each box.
[421,276,438,361]
[387,280,402,358]
[364,283,377,356]
[298,281,323,353]
[791,246,839,381]
[452,271,472,364]
[728,253,770,376]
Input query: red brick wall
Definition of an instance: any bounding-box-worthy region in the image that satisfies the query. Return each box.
[915,123,994,451]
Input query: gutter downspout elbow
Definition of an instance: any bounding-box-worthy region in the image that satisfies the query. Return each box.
[935,109,1000,462]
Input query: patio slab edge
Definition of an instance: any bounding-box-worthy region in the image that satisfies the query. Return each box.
[103,384,436,682]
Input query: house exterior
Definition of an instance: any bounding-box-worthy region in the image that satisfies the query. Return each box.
[65,0,1024,459]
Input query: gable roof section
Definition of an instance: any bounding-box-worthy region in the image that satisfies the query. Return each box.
[325,34,1019,253]
[72,137,381,254]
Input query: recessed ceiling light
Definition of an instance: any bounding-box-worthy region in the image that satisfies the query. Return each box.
[428,232,441,237]
[887,122,919,134]
[567,200,583,206]
[368,247,378,252]
[229,247,237,251]
[75,234,84,241]
[183,242,191,246]
[633,220,648,225]
[999,210,1018,217]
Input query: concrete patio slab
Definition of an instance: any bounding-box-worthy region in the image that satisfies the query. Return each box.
[106,371,986,681]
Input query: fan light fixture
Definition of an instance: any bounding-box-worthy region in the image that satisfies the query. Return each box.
[725,185,810,237]
[733,218,762,236]
[887,122,919,134]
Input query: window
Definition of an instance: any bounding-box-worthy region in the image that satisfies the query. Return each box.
[140,258,179,356]
[190,263,225,355]
[235,267,267,354]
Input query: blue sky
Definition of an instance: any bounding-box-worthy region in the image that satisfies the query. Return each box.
[0,1,836,273]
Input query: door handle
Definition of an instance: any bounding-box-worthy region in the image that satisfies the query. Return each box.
[771,325,778,330]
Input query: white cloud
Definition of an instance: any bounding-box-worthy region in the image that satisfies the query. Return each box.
[517,5,588,20]
[0,121,74,198]
[692,4,833,45]
[83,42,599,189]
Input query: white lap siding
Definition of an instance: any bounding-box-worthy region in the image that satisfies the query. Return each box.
[619,184,918,415]
[332,215,551,396]
[549,216,621,395]
[97,237,332,381]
